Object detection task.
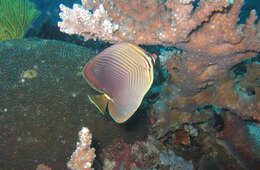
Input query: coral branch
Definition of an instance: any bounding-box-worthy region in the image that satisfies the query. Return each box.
[57,0,258,49]
[67,127,96,170]
[58,0,232,45]
[58,0,259,94]
[58,3,119,41]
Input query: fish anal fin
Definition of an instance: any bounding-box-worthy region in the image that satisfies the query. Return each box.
[108,101,137,124]
[88,94,109,115]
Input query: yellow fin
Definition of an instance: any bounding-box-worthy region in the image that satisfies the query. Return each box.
[88,94,110,115]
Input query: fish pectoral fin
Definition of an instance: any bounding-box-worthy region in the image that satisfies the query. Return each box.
[88,94,109,115]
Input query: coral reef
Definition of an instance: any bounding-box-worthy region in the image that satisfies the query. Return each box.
[67,127,96,170]
[58,0,251,46]
[1,37,259,170]
[1,0,259,168]
[101,136,194,170]
[215,110,260,169]
[0,0,40,41]
[154,55,260,139]
[102,140,147,170]
[58,0,259,94]
[150,54,260,169]
[57,0,260,139]
[159,150,193,170]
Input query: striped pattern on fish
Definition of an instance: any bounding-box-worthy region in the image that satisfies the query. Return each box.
[82,43,155,123]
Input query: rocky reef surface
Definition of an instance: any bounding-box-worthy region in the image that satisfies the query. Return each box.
[0,39,148,169]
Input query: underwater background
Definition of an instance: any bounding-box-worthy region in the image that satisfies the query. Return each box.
[0,0,260,169]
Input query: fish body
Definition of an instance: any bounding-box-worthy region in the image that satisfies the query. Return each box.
[82,43,155,123]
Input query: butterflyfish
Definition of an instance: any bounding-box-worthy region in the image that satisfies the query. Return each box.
[82,43,156,123]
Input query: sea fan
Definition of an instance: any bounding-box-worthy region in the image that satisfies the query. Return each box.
[0,0,40,41]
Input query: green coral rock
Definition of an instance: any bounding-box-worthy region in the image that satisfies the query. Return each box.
[0,0,40,41]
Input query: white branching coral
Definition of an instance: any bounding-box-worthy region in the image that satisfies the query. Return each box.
[67,127,96,170]
[179,0,195,4]
[58,3,119,41]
